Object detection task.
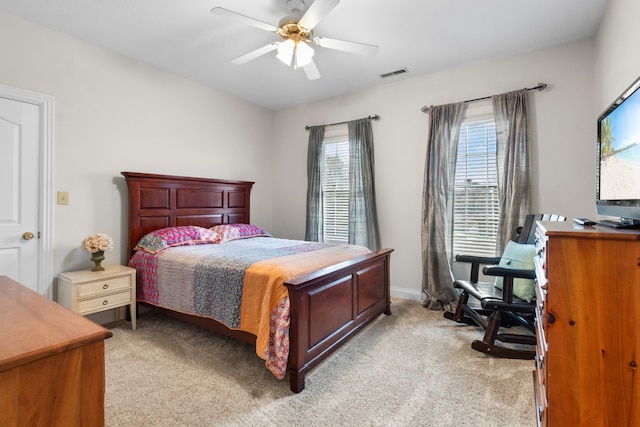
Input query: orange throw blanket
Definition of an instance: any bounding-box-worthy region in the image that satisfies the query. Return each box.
[240,244,372,377]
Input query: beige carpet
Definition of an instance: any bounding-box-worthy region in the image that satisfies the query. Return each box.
[104,299,535,426]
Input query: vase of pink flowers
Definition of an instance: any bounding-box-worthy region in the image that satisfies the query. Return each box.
[82,233,114,271]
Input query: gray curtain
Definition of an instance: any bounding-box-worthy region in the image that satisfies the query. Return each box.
[348,118,381,251]
[421,102,465,311]
[492,90,531,253]
[305,119,380,251]
[304,126,324,242]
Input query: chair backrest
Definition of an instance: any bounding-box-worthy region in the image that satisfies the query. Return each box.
[516,214,566,245]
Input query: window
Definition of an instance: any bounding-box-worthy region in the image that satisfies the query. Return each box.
[321,124,349,243]
[452,101,499,258]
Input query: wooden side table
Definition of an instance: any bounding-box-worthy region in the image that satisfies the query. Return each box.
[58,265,136,330]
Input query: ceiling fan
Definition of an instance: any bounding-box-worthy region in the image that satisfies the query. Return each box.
[211,0,379,80]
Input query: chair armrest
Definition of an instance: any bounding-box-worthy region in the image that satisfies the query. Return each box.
[455,254,501,265]
[482,266,535,280]
[482,266,535,304]
[455,254,501,283]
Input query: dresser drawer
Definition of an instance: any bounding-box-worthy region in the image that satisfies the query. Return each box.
[534,227,547,260]
[534,256,547,290]
[533,370,547,427]
[77,275,132,298]
[535,315,547,386]
[77,289,132,314]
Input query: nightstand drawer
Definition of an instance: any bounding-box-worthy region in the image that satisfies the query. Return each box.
[58,265,137,330]
[77,275,131,298]
[77,289,131,314]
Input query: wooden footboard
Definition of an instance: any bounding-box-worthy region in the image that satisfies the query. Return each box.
[285,248,393,393]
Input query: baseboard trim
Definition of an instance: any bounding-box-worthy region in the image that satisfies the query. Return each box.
[390,286,422,301]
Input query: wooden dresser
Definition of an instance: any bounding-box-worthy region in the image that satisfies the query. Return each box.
[0,275,113,427]
[533,221,640,426]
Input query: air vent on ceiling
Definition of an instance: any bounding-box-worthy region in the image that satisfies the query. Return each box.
[380,68,408,78]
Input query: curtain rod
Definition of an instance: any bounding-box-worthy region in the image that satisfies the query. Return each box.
[305,114,380,130]
[420,83,547,113]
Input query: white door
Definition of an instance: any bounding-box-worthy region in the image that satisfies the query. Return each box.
[0,96,41,292]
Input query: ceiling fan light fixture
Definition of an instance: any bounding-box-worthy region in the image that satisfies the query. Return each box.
[294,41,314,68]
[277,39,314,70]
[276,39,295,66]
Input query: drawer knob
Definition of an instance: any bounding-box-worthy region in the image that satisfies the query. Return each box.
[103,300,108,306]
[548,313,556,325]
[103,284,109,290]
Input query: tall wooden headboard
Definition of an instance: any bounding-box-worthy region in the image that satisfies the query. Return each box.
[121,172,254,258]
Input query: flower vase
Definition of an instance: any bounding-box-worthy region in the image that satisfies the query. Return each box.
[91,250,105,272]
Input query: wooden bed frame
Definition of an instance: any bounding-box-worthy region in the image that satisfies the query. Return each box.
[122,171,393,393]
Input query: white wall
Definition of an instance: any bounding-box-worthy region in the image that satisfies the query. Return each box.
[0,11,274,294]
[594,0,640,111]
[272,40,596,300]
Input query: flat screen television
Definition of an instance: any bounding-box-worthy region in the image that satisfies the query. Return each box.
[596,75,640,228]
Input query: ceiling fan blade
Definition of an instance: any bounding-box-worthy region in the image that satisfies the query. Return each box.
[303,61,321,80]
[298,0,340,30]
[231,43,279,65]
[210,7,278,32]
[314,37,379,56]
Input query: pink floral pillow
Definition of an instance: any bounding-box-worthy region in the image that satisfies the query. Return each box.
[134,226,220,254]
[209,223,271,243]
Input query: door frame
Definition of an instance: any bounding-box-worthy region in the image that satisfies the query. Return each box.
[0,84,54,297]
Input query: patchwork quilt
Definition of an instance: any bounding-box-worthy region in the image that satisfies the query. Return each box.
[129,236,371,378]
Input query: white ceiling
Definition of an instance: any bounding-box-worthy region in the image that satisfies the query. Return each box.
[0,0,609,110]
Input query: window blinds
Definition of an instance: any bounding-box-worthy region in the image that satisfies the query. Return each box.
[453,102,499,257]
[321,124,349,243]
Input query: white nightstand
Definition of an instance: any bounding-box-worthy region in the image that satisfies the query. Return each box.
[58,265,136,330]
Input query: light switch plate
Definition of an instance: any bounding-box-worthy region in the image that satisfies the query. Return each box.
[57,191,69,205]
